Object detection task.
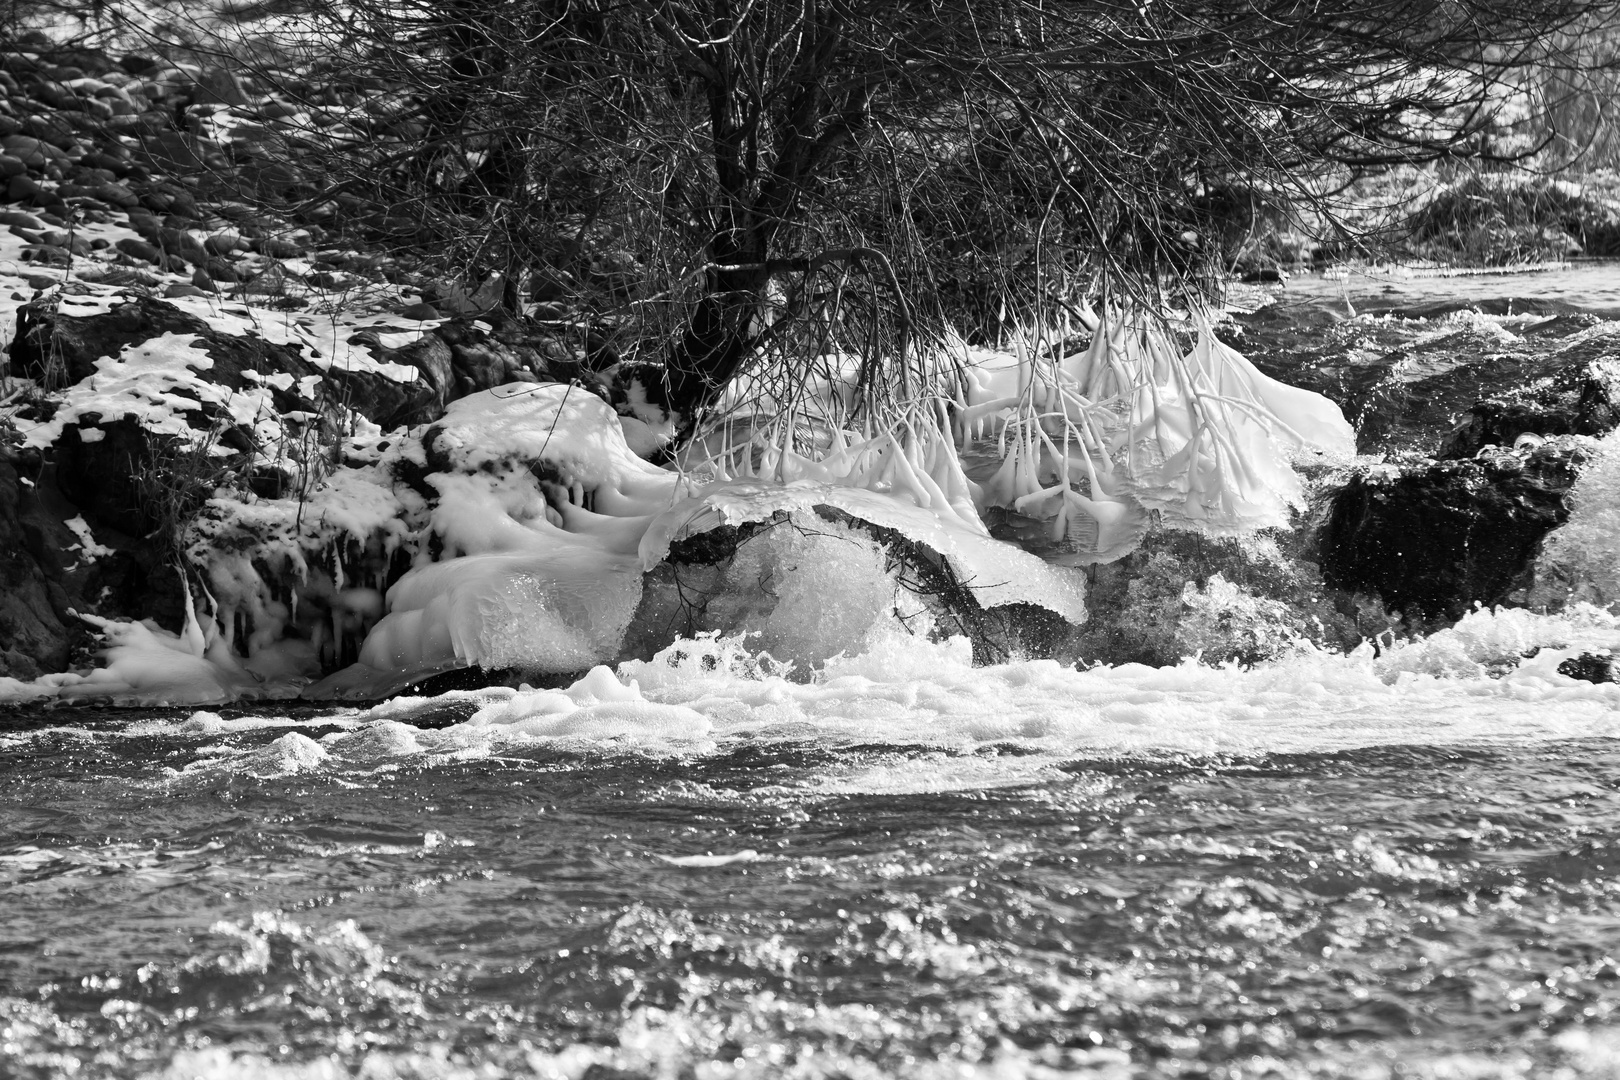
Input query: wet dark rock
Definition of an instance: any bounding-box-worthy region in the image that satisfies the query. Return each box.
[53,417,159,536]
[1317,439,1591,625]
[96,266,160,288]
[448,336,532,395]
[79,150,132,177]
[1,413,259,671]
[355,315,580,409]
[19,244,69,266]
[201,257,239,283]
[204,235,246,259]
[135,131,227,175]
[367,330,454,411]
[90,180,139,208]
[1348,339,1585,456]
[1231,300,1620,458]
[401,666,531,699]
[1439,344,1620,458]
[20,111,82,149]
[394,301,441,321]
[193,67,249,107]
[40,229,90,256]
[0,438,73,678]
[1558,651,1616,684]
[137,190,175,215]
[235,260,286,295]
[157,226,207,265]
[8,292,205,384]
[1,133,68,167]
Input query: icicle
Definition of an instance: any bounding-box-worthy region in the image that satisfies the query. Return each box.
[179,575,208,659]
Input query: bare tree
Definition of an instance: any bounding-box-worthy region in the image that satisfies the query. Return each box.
[124,0,1620,428]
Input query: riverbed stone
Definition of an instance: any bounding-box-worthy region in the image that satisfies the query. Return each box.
[1438,324,1620,458]
[1558,651,1617,683]
[622,505,1079,670]
[1316,438,1593,625]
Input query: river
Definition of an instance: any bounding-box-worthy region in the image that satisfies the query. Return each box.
[3,267,1620,1079]
[1246,260,1620,318]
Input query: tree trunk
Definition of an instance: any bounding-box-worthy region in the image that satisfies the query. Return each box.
[663,260,769,426]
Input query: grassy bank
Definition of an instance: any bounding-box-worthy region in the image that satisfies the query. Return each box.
[1229,167,1620,278]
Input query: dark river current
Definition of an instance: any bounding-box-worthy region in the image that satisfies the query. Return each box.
[5,705,1620,1079]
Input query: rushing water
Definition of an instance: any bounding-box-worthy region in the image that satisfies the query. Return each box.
[1255,261,1620,318]
[6,270,1620,1078]
[5,620,1620,1080]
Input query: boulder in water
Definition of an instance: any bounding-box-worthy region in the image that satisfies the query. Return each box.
[1317,438,1593,625]
[1071,526,1367,667]
[1439,322,1620,458]
[1557,651,1616,684]
[622,505,1077,670]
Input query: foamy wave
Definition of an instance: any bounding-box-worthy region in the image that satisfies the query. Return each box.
[12,607,1619,787]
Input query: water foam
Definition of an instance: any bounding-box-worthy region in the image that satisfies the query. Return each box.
[53,605,1610,793]
[1534,425,1620,610]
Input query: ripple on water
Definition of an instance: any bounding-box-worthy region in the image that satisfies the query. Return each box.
[2,623,1620,1077]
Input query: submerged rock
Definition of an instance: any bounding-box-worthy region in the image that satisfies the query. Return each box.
[1555,650,1620,683]
[1231,301,1620,458]
[1557,651,1616,684]
[1348,308,1597,455]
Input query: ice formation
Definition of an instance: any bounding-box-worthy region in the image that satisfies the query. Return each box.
[958,309,1356,562]
[304,385,684,698]
[6,588,270,707]
[294,307,1346,695]
[4,308,1361,704]
[642,479,1088,625]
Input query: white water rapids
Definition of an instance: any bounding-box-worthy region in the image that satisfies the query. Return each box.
[5,275,1620,1080]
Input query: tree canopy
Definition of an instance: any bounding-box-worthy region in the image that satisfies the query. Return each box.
[116,0,1620,420]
